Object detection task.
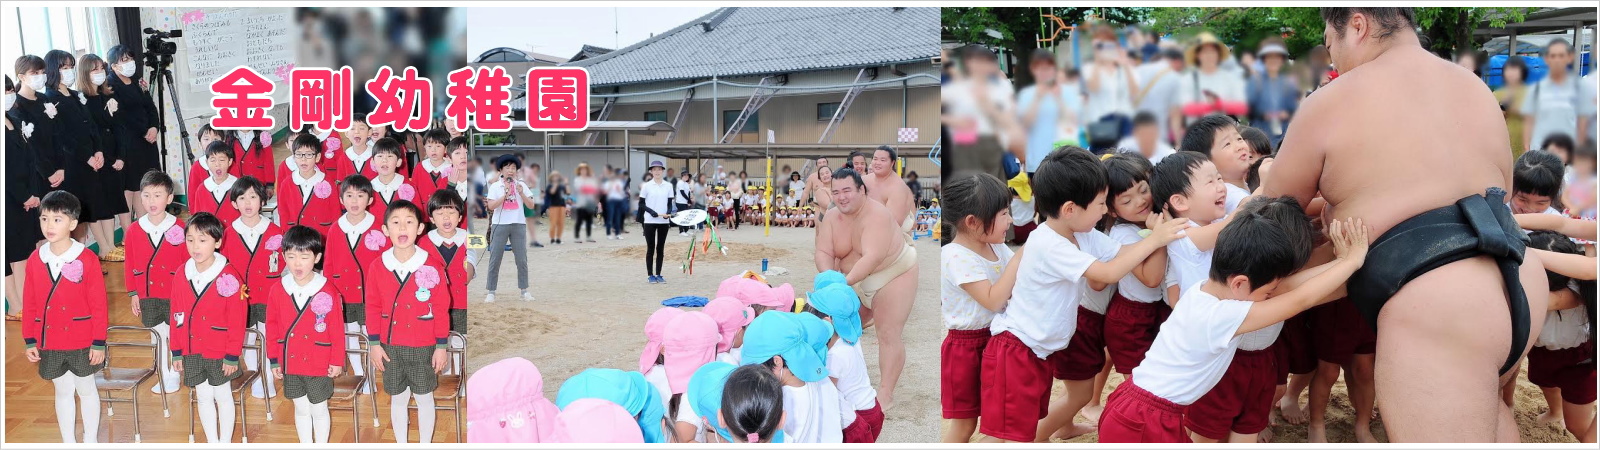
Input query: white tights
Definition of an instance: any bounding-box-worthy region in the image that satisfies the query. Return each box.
[194,382,235,442]
[52,374,100,443]
[291,396,332,443]
[245,323,275,397]
[390,388,436,443]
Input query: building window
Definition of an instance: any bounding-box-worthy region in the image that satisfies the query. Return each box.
[643,111,667,122]
[722,110,758,133]
[817,102,841,121]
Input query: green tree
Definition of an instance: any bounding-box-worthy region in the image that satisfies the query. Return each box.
[1148,7,1534,59]
[942,7,1152,86]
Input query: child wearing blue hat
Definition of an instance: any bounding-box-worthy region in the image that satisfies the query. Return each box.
[803,271,883,442]
[740,311,847,443]
[554,368,669,443]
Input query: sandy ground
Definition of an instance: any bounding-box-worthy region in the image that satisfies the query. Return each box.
[941,351,1588,443]
[465,218,943,443]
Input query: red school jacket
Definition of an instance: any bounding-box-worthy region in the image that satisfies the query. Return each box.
[277,168,342,229]
[220,218,285,307]
[417,230,469,312]
[168,257,248,363]
[232,131,275,185]
[22,243,108,351]
[124,215,187,300]
[409,159,452,216]
[265,274,347,377]
[188,175,242,224]
[368,173,420,219]
[313,134,346,174]
[365,250,451,349]
[189,161,243,204]
[324,214,389,312]
[326,146,378,186]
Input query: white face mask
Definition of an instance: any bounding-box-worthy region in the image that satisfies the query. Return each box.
[90,71,106,86]
[58,69,77,87]
[26,74,46,91]
[117,61,136,78]
[3,93,14,111]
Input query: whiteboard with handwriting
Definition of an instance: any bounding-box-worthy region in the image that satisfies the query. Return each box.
[181,8,293,95]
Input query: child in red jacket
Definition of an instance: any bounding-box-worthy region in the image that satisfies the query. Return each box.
[326,174,388,390]
[367,137,420,219]
[22,192,107,443]
[221,176,284,399]
[231,128,275,191]
[409,130,453,220]
[326,117,373,181]
[366,200,451,443]
[266,225,346,443]
[420,190,476,375]
[188,124,233,200]
[168,212,247,443]
[125,171,187,393]
[189,141,242,225]
[278,134,341,229]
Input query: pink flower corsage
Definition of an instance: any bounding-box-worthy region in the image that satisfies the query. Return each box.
[363,230,387,251]
[62,260,84,283]
[326,136,342,152]
[311,292,334,332]
[164,225,185,245]
[398,184,416,201]
[414,265,439,301]
[313,180,333,199]
[260,132,272,148]
[216,273,240,297]
[265,234,284,252]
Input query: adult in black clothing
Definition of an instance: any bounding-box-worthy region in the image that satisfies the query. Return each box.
[104,45,162,220]
[78,53,132,257]
[675,171,695,235]
[6,74,48,318]
[41,50,118,257]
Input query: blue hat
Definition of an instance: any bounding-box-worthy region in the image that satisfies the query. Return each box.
[807,283,862,345]
[650,160,665,169]
[739,312,833,383]
[554,368,667,443]
[813,270,848,291]
[688,362,737,442]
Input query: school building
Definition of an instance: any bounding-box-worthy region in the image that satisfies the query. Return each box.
[469,7,942,194]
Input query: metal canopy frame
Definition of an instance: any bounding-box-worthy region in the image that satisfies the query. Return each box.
[505,120,674,180]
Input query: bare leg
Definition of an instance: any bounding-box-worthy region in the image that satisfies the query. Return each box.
[1581,411,1597,443]
[1189,431,1219,443]
[90,220,116,257]
[1563,400,1596,443]
[1037,379,1096,442]
[1352,353,1379,443]
[871,267,916,412]
[1375,257,1548,442]
[1537,387,1564,424]
[1307,361,1340,443]
[1228,431,1257,443]
[1081,358,1112,423]
[125,191,143,221]
[942,418,978,443]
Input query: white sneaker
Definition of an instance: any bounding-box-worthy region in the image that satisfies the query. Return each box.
[521,290,535,301]
[484,292,496,303]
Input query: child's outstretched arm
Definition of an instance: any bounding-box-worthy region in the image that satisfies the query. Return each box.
[1548,288,1583,311]
[1187,208,1242,252]
[1530,249,1598,281]
[960,247,1026,312]
[1515,214,1598,241]
[1237,218,1369,336]
[1085,213,1191,285]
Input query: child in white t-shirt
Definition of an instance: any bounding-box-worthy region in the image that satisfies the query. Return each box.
[1149,151,1240,304]
[805,271,882,443]
[939,173,1022,442]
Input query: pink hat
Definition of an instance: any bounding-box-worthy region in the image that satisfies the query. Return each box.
[639,307,685,373]
[556,398,645,443]
[717,276,797,312]
[701,297,755,352]
[662,312,721,394]
[465,357,568,443]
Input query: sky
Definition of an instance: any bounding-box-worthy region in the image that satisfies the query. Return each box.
[467,7,719,62]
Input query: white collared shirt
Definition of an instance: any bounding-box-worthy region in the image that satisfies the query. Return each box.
[282,273,328,310]
[372,173,405,202]
[292,168,326,203]
[186,253,229,294]
[419,158,449,176]
[235,130,256,148]
[140,213,177,248]
[346,146,373,173]
[337,213,375,249]
[203,174,239,203]
[232,217,269,252]
[428,229,467,248]
[381,248,427,279]
[38,240,86,280]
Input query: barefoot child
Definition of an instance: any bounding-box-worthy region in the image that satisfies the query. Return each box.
[742,311,847,443]
[125,171,186,393]
[367,200,450,443]
[1099,155,1171,378]
[981,147,1186,443]
[220,176,284,399]
[169,212,248,443]
[367,138,419,219]
[278,134,341,228]
[939,173,1020,443]
[326,175,387,389]
[265,225,346,443]
[806,272,884,443]
[22,191,107,443]
[1098,198,1368,443]
[189,141,242,224]
[1525,231,1596,442]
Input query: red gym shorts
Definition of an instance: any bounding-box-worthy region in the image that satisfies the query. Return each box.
[1527,340,1597,405]
[1105,293,1170,375]
[1183,348,1277,440]
[979,331,1052,442]
[1050,306,1107,381]
[1312,298,1376,366]
[1098,381,1190,443]
[1273,311,1317,384]
[843,399,885,443]
[941,328,990,419]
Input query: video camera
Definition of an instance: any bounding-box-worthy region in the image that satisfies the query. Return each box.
[142,27,182,72]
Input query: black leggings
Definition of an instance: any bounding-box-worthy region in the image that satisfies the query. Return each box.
[574,207,595,239]
[643,223,670,276]
[732,199,742,228]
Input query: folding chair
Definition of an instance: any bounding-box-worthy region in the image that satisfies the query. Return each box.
[187,328,264,443]
[327,331,378,442]
[96,326,170,443]
[408,331,467,442]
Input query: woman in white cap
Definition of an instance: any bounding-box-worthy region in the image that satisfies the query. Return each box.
[1247,37,1303,141]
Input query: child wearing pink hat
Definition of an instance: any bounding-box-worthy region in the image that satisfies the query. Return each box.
[556,398,645,443]
[661,312,721,442]
[465,357,567,443]
[702,297,755,366]
[717,275,797,314]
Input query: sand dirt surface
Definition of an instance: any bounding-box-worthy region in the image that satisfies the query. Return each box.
[467,220,943,442]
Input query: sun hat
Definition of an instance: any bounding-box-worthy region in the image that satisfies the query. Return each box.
[465,357,567,443]
[806,280,863,345]
[1185,31,1231,66]
[662,311,721,394]
[555,398,644,443]
[554,368,667,443]
[701,297,755,352]
[639,307,686,373]
[739,312,835,383]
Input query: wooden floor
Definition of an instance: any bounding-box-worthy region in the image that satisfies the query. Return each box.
[4,251,464,443]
